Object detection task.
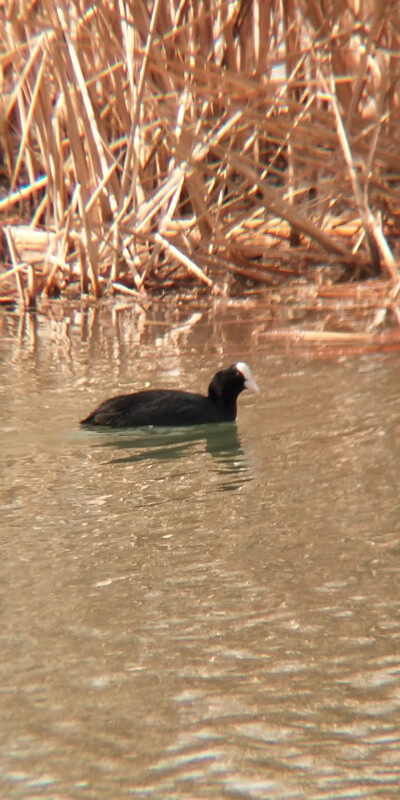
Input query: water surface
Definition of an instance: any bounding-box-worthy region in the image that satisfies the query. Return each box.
[1,303,400,799]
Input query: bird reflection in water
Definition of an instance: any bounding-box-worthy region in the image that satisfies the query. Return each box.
[90,423,252,491]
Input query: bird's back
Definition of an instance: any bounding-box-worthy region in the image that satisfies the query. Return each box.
[80,388,235,427]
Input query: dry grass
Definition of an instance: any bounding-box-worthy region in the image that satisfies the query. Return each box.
[1,0,400,308]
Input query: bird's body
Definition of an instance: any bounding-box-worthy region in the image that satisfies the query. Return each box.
[80,362,258,428]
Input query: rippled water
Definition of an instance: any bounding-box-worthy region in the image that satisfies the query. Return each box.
[1,302,400,799]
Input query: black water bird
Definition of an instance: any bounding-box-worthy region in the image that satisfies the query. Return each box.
[80,362,259,428]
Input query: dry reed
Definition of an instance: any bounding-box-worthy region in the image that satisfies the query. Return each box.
[1,0,400,308]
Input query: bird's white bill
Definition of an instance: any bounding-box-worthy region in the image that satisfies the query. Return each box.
[236,362,260,393]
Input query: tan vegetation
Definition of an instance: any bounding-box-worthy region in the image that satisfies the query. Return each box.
[1,0,400,309]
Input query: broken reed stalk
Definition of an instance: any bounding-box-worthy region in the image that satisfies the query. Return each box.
[0,0,400,304]
[3,227,29,308]
[320,68,397,279]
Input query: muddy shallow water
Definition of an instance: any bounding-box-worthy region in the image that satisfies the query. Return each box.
[1,302,400,799]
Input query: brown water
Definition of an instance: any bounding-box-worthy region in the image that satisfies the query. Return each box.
[1,302,400,799]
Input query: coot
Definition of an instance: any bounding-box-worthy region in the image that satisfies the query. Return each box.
[80,362,258,428]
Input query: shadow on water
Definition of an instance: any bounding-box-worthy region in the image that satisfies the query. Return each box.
[84,423,252,491]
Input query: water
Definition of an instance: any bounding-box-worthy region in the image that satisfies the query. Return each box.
[1,302,400,799]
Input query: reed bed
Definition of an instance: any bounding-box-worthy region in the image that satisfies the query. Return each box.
[1,0,400,313]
